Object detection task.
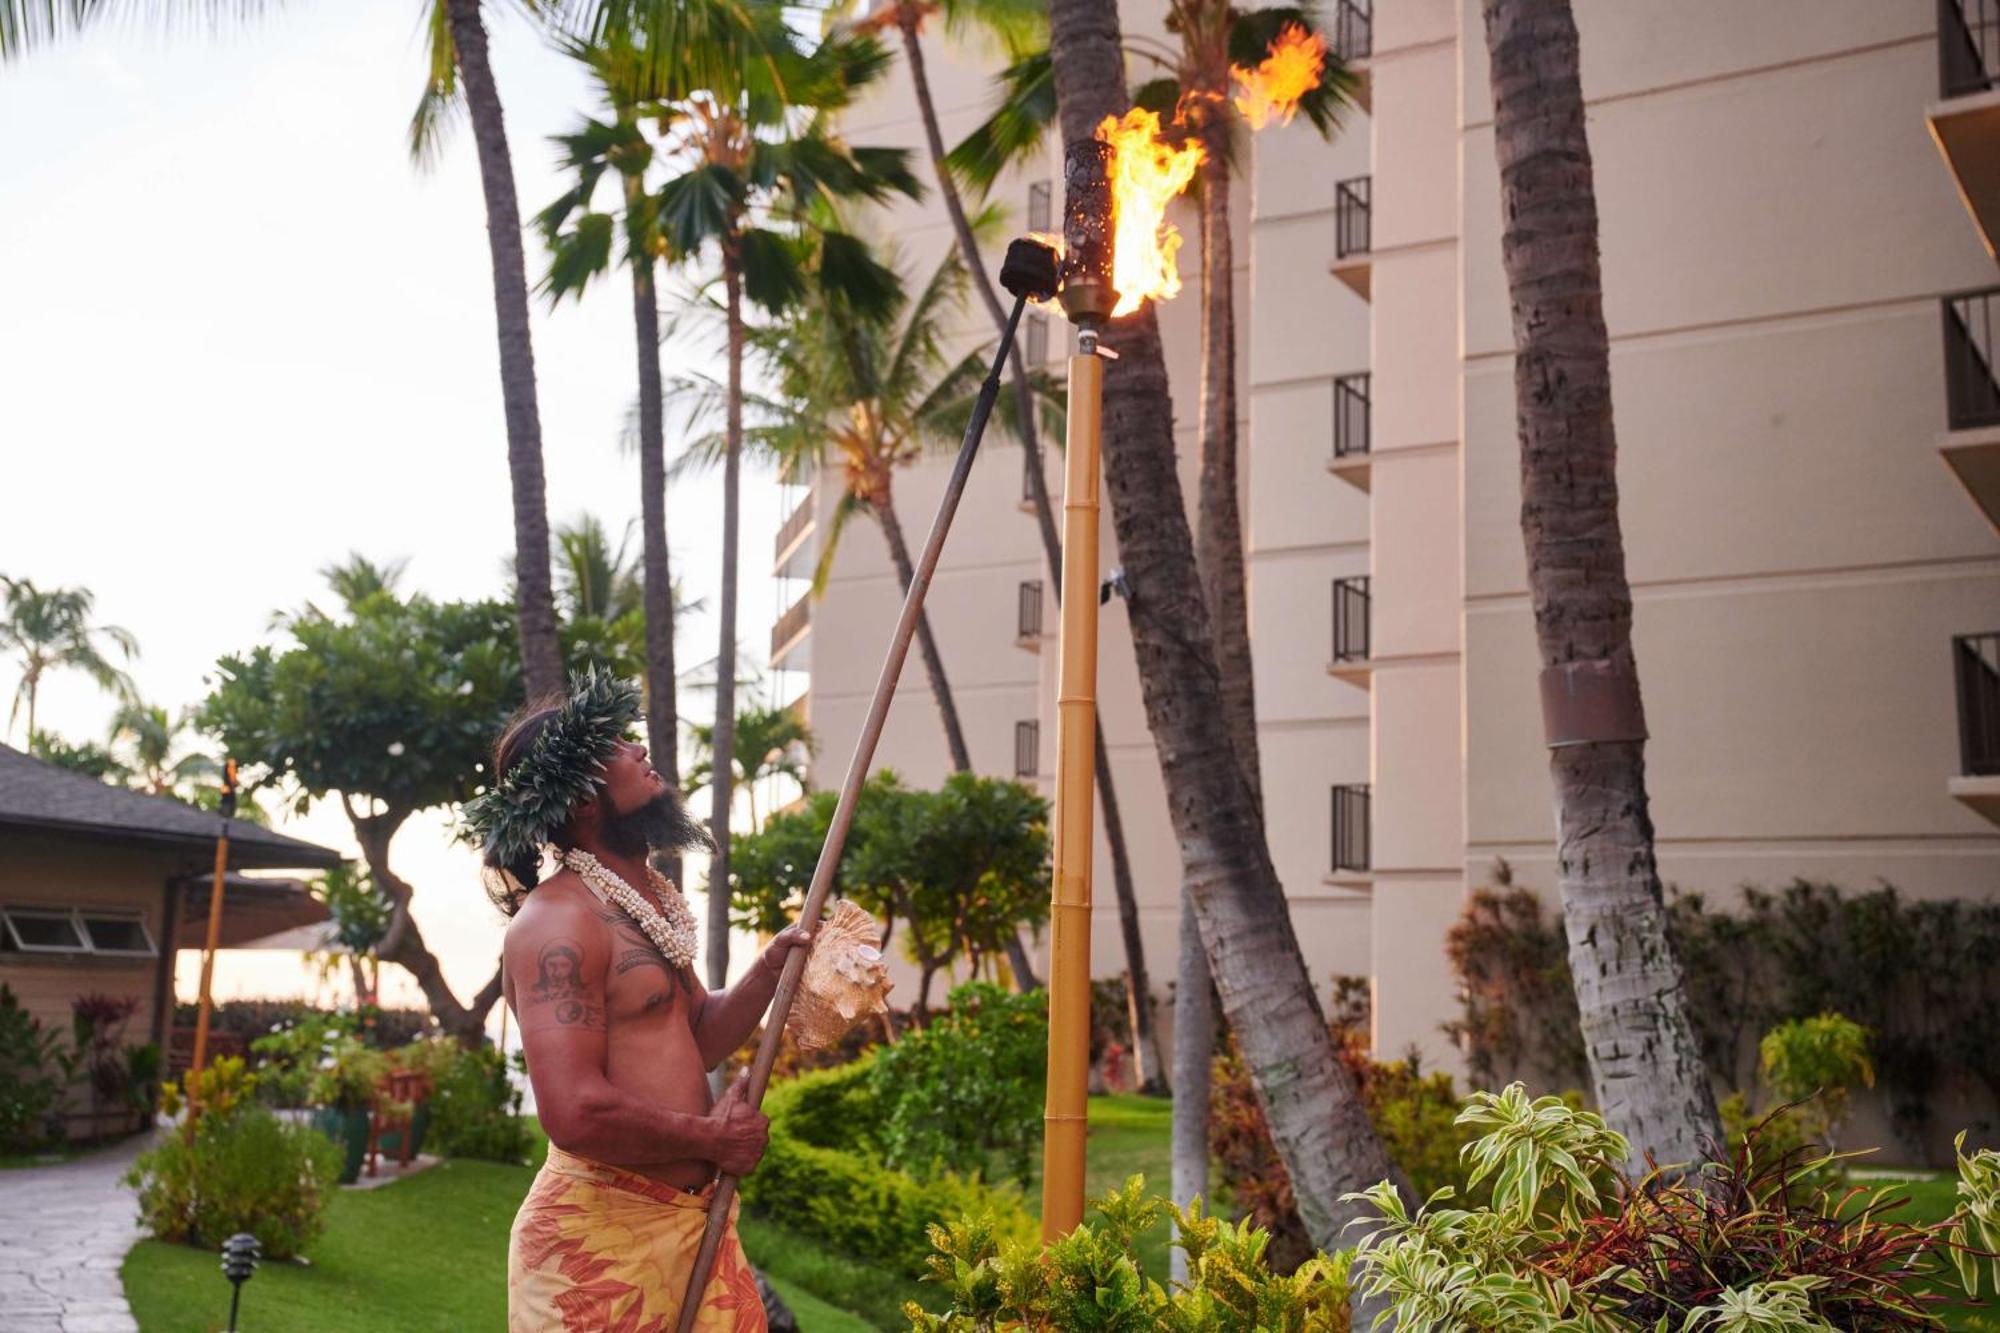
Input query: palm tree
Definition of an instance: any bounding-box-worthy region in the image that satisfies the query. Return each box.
[0,1,277,59]
[1481,0,1720,1167]
[687,698,813,830]
[1,576,138,749]
[1044,0,1401,1294]
[411,0,565,698]
[864,0,1175,1081]
[650,18,920,989]
[107,701,218,797]
[538,34,685,853]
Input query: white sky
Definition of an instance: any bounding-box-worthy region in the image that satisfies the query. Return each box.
[0,0,792,1027]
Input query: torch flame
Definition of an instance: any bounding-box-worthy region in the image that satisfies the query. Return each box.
[1096,108,1204,317]
[1231,24,1327,131]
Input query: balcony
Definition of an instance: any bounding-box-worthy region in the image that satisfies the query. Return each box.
[770,589,811,669]
[1940,288,2000,530]
[1014,719,1040,778]
[1025,311,1050,367]
[1327,575,1372,688]
[1020,447,1044,514]
[1928,0,2000,256]
[1953,631,2000,824]
[1331,784,1371,876]
[1017,580,1045,649]
[1330,0,1372,110]
[773,494,815,576]
[1327,372,1372,491]
[1331,176,1372,299]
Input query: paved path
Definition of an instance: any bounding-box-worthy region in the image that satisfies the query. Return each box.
[0,1133,153,1333]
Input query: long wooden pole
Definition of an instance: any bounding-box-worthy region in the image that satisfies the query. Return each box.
[673,286,1040,1332]
[188,759,239,1109]
[1040,338,1103,1240]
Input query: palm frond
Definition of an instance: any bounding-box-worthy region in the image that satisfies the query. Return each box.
[944,47,1053,200]
[408,0,460,169]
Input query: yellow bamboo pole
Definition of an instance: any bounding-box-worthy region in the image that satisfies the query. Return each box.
[188,759,238,1114]
[1041,343,1104,1241]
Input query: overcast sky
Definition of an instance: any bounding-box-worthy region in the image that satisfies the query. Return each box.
[0,0,790,1022]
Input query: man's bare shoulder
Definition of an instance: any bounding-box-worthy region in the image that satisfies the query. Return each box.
[505,873,613,957]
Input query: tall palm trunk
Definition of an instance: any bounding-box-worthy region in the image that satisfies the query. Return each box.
[875,493,1041,990]
[708,235,744,992]
[629,181,683,888]
[1047,0,1402,1291]
[1482,0,1719,1167]
[1168,893,1213,1282]
[895,4,1159,1085]
[442,0,563,699]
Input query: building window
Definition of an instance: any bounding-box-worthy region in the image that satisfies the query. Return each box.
[1015,720,1040,778]
[1332,784,1371,872]
[1028,180,1052,236]
[0,906,156,957]
[1025,311,1050,366]
[1335,175,1372,259]
[1018,581,1045,640]
[1333,372,1371,458]
[1333,576,1372,663]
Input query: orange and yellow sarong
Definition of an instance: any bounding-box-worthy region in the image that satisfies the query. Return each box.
[508,1145,767,1332]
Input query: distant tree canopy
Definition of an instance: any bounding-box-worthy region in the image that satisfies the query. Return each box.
[730,770,1051,1013]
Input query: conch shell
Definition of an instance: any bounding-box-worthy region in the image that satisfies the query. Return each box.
[788,900,893,1051]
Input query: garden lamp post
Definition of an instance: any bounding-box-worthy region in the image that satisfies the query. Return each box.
[221,1231,259,1331]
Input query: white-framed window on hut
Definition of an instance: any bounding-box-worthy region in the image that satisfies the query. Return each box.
[0,905,157,957]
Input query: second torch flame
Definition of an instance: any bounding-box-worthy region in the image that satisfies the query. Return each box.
[1087,23,1330,320]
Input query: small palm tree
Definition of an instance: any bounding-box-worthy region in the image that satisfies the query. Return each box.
[0,1,277,59]
[687,699,814,831]
[1,576,138,749]
[107,701,218,798]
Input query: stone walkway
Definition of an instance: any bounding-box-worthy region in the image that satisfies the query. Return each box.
[0,1133,153,1333]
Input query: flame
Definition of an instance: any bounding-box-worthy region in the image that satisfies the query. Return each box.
[1231,24,1327,131]
[1097,108,1205,317]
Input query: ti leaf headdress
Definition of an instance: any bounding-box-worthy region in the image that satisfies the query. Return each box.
[464,667,642,873]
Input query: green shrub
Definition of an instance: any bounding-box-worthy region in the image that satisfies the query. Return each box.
[906,1176,1352,1331]
[869,982,1046,1184]
[0,984,67,1152]
[396,1038,532,1162]
[248,1011,358,1107]
[739,1061,1035,1279]
[126,1103,342,1259]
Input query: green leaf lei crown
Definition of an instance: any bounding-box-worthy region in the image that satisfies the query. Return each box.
[464,667,641,872]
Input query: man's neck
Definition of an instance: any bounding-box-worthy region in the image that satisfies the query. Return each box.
[569,838,655,897]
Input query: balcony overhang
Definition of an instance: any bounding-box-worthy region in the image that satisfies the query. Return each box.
[1927,88,2000,258]
[1327,453,1372,491]
[1326,658,1373,689]
[1940,424,2000,531]
[1329,253,1372,300]
[1949,774,2000,826]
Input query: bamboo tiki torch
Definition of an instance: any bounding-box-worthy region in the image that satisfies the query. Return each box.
[673,238,1063,1333]
[188,757,239,1115]
[1041,138,1119,1242]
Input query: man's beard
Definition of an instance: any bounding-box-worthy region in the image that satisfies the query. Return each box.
[600,789,712,862]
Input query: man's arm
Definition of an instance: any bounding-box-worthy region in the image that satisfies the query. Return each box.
[689,921,814,1067]
[509,900,766,1172]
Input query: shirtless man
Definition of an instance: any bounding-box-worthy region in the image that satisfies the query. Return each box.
[467,673,809,1331]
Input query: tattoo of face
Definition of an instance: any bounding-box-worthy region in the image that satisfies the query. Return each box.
[531,940,585,1002]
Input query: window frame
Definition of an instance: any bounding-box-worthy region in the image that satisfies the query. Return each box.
[0,905,158,959]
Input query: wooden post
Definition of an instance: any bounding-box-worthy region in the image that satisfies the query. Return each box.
[188,759,238,1107]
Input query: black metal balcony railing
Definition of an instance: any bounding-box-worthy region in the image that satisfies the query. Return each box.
[1941,0,2000,98]
[1026,311,1049,366]
[1015,720,1040,778]
[1957,632,2000,777]
[1334,372,1372,459]
[1333,576,1371,663]
[773,495,813,562]
[1945,289,2000,429]
[1332,784,1371,872]
[1023,448,1042,503]
[1028,180,1053,236]
[770,591,810,660]
[1336,176,1372,259]
[1018,580,1044,640]
[1332,0,1372,63]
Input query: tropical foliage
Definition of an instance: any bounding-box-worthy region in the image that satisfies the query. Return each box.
[1,575,137,750]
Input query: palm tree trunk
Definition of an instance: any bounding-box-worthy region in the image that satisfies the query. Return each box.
[442,0,563,699]
[872,496,973,771]
[895,6,1156,1079]
[1169,888,1213,1283]
[708,235,744,992]
[629,193,683,888]
[1046,0,1402,1287]
[1481,0,1720,1168]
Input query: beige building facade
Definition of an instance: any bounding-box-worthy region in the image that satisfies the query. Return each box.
[775,0,2000,1070]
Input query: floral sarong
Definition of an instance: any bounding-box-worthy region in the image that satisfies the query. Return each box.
[508,1144,767,1332]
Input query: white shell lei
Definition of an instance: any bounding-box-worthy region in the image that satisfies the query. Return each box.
[557,847,700,971]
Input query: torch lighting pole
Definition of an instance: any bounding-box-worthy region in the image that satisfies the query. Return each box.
[1041,139,1119,1242]
[188,758,239,1107]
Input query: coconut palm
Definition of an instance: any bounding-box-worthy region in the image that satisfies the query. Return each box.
[1481,0,1720,1166]
[107,701,217,797]
[686,698,813,830]
[538,33,687,832]
[0,1,280,59]
[1044,0,1401,1300]
[650,19,920,989]
[1,576,138,750]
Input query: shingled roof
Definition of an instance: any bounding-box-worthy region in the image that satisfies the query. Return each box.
[0,744,341,870]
